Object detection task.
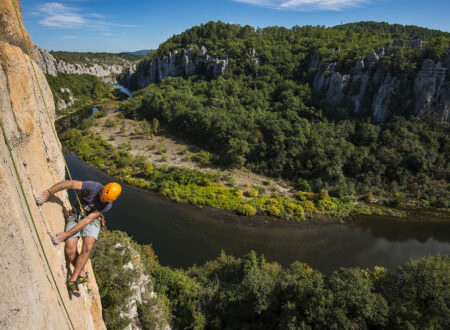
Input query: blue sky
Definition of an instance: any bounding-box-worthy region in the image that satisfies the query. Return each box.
[20,0,450,53]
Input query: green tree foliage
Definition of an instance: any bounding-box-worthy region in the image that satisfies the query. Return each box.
[92,230,449,329]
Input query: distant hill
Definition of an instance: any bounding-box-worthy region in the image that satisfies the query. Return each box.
[120,49,150,56]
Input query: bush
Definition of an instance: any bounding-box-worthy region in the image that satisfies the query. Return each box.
[192,150,212,164]
[391,192,406,206]
[247,188,259,197]
[105,119,117,128]
[318,199,337,211]
[318,189,329,200]
[267,205,281,217]
[301,200,316,214]
[234,189,243,197]
[295,191,316,201]
[236,204,257,216]
[143,162,154,177]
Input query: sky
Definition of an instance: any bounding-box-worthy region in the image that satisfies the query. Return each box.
[20,0,450,53]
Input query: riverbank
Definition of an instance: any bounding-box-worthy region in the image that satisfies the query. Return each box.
[59,118,413,223]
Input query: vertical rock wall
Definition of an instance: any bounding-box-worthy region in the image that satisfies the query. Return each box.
[0,1,105,329]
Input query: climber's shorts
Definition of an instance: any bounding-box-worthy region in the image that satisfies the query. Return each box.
[65,212,100,240]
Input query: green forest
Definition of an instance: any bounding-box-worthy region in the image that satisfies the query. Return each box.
[46,73,126,113]
[92,230,450,329]
[119,22,449,204]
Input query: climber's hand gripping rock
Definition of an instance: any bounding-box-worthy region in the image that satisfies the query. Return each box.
[35,190,50,206]
[51,232,65,246]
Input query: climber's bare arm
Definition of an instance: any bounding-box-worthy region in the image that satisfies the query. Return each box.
[51,211,100,245]
[35,180,82,205]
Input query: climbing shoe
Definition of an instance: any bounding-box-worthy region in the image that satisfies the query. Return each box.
[77,274,88,285]
[68,281,80,297]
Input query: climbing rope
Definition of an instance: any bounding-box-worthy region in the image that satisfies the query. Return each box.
[0,122,75,330]
[10,0,85,216]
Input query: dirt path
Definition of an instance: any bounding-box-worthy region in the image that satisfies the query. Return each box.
[90,113,296,197]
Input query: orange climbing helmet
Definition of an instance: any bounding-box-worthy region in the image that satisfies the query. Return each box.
[101,182,122,202]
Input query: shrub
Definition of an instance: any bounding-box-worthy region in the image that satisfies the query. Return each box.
[301,200,316,214]
[267,205,281,217]
[105,119,117,128]
[295,191,316,201]
[318,199,337,211]
[192,150,212,164]
[234,189,243,197]
[143,162,154,177]
[236,204,257,216]
[255,186,266,195]
[247,188,259,197]
[391,192,406,206]
[318,189,329,200]
[158,143,167,154]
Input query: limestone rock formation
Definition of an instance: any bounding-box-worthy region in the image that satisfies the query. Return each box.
[56,88,76,110]
[36,46,130,78]
[119,46,229,90]
[413,59,448,120]
[311,43,450,122]
[0,1,105,329]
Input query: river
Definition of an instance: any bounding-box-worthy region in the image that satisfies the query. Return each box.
[65,153,450,273]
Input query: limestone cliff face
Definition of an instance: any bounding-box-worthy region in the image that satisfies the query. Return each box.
[311,42,450,122]
[36,46,130,78]
[119,46,229,90]
[0,1,105,329]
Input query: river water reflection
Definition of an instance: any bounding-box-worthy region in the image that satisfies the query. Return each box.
[66,154,450,273]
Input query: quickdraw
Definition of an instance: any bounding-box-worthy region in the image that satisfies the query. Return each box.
[97,214,110,244]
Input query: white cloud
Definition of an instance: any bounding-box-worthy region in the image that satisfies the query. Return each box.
[37,2,138,29]
[62,35,79,39]
[231,0,370,11]
[38,2,86,28]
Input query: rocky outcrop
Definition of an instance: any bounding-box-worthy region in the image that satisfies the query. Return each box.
[114,243,171,330]
[313,63,350,105]
[372,74,400,122]
[311,41,450,121]
[56,88,76,110]
[0,1,105,329]
[119,46,229,90]
[36,46,130,79]
[413,59,448,119]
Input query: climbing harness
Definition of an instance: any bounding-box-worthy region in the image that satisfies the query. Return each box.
[66,210,110,244]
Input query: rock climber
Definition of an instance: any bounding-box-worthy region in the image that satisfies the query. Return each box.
[35,180,121,297]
